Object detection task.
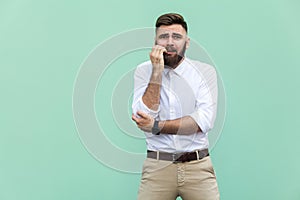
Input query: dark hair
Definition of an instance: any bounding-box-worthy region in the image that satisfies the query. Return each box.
[155,13,188,33]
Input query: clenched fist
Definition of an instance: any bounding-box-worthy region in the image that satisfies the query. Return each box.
[149,45,167,73]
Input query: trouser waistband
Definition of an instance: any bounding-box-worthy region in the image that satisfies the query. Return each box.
[147,149,209,163]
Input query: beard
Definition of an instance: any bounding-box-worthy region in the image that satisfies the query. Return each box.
[155,42,187,69]
[163,43,187,69]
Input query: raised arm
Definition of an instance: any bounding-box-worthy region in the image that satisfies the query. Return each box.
[141,45,166,111]
[132,45,166,117]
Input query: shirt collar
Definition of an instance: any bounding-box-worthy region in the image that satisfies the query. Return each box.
[163,57,187,76]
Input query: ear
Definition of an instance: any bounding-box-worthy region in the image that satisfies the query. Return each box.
[186,37,190,49]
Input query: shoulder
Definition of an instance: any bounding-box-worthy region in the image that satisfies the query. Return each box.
[184,58,217,78]
[135,60,152,72]
[134,60,152,79]
[185,58,216,73]
[136,60,152,69]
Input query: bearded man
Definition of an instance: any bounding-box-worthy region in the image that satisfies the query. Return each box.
[132,13,220,200]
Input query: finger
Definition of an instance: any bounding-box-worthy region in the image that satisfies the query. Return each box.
[152,45,162,54]
[137,111,149,119]
[154,45,166,50]
[157,49,164,59]
[157,46,166,58]
[158,48,167,63]
[153,47,161,62]
[156,45,166,53]
[131,114,137,122]
[150,51,159,64]
[132,115,142,125]
[152,45,165,59]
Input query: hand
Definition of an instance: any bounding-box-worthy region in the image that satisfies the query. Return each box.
[132,111,155,132]
[149,45,167,73]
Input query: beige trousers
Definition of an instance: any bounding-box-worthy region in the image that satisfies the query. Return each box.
[137,156,219,200]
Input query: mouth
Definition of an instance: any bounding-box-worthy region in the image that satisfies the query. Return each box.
[165,46,177,53]
[164,49,177,56]
[165,51,176,55]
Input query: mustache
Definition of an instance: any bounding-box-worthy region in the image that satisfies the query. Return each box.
[165,46,177,52]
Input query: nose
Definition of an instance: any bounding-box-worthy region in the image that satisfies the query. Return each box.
[167,36,174,46]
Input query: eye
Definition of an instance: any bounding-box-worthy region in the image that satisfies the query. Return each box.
[159,34,169,39]
[173,35,182,40]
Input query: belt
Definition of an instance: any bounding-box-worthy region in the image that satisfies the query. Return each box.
[147,149,209,163]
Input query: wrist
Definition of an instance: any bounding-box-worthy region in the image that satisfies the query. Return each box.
[151,120,161,135]
[152,68,163,76]
[158,121,165,133]
[149,71,163,85]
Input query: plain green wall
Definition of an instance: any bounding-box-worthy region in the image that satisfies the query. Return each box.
[1,0,300,199]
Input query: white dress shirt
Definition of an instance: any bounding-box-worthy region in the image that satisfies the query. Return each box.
[132,58,218,153]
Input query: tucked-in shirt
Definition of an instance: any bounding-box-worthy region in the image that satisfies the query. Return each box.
[132,58,218,153]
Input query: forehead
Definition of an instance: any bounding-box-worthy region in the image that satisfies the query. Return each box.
[156,24,187,36]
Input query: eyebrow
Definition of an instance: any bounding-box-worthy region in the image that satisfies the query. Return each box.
[158,33,169,38]
[158,33,183,38]
[172,33,183,38]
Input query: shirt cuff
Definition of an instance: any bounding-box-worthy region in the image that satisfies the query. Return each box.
[132,97,160,118]
[188,111,211,134]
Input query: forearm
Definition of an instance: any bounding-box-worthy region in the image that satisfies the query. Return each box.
[142,71,162,111]
[158,116,201,135]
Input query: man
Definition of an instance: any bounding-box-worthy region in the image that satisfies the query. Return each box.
[132,13,219,200]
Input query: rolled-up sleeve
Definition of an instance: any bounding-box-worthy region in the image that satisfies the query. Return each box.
[188,63,218,134]
[132,63,160,118]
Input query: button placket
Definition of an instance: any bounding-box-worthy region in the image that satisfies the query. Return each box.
[168,71,176,119]
[177,163,185,186]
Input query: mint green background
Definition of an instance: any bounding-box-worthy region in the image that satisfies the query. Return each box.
[1,0,300,199]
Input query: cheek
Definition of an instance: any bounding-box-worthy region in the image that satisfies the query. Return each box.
[176,41,186,50]
[155,39,167,46]
[173,44,182,51]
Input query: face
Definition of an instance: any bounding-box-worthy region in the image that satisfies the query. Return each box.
[155,24,190,68]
